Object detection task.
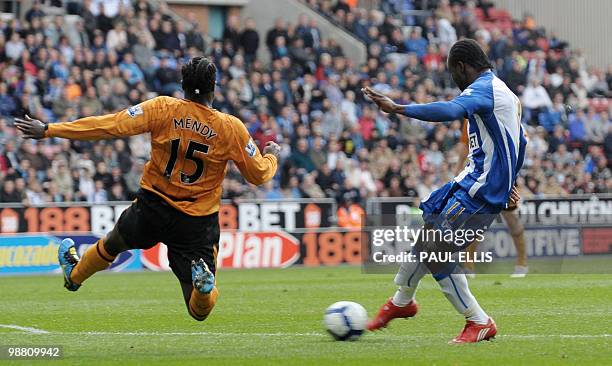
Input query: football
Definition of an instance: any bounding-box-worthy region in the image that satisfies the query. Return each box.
[324,301,368,341]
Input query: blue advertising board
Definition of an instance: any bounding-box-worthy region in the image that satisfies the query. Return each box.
[0,235,62,274]
[0,234,140,274]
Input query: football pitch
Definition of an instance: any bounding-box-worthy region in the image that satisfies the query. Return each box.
[1,266,610,365]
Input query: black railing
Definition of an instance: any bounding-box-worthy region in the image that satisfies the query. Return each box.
[1,0,19,15]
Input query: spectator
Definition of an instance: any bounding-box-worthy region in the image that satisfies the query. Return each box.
[52,160,74,200]
[1,180,22,202]
[240,18,260,64]
[92,180,108,203]
[106,21,128,52]
[223,15,241,51]
[81,0,97,42]
[404,28,428,59]
[271,36,289,60]
[5,32,25,61]
[303,18,322,50]
[309,137,328,170]
[301,174,325,198]
[0,83,16,117]
[25,1,45,22]
[266,18,288,52]
[0,0,609,206]
[95,3,114,33]
[26,181,45,204]
[109,183,127,201]
[154,57,180,95]
[337,198,364,229]
[290,139,316,173]
[585,110,607,144]
[522,78,553,124]
[159,20,180,53]
[568,110,587,142]
[186,17,206,51]
[119,53,144,85]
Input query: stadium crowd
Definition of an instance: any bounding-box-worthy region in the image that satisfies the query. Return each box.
[0,0,610,207]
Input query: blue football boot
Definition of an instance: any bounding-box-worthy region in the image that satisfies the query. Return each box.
[58,238,81,291]
[191,258,215,294]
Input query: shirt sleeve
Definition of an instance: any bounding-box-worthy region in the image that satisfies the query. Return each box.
[403,101,466,122]
[228,115,278,186]
[45,97,163,140]
[451,82,493,116]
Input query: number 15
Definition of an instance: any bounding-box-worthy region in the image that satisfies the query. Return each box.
[163,138,210,184]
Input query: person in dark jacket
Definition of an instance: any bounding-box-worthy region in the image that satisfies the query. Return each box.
[159,20,180,53]
[186,22,206,51]
[240,18,259,65]
[265,18,288,52]
[0,180,23,202]
[222,15,241,51]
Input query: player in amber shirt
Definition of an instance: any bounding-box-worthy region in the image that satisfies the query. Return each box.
[15,57,280,321]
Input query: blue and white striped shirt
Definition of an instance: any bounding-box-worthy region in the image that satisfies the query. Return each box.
[451,71,527,208]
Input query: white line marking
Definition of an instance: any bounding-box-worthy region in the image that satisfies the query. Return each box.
[0,324,49,334]
[0,330,609,339]
[72,331,325,337]
[499,334,612,339]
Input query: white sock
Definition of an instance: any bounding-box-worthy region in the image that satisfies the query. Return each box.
[392,285,416,306]
[392,259,428,306]
[464,302,489,325]
[437,273,489,324]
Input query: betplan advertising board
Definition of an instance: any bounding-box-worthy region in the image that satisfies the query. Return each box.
[0,196,610,275]
[0,199,346,274]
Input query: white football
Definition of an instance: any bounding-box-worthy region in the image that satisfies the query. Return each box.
[323,301,368,341]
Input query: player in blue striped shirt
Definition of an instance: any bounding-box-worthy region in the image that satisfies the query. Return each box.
[364,39,526,343]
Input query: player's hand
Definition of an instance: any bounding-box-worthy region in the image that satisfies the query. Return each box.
[361,87,399,114]
[15,115,47,139]
[507,184,521,209]
[263,141,281,159]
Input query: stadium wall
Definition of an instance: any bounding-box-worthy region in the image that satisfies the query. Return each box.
[491,0,612,69]
[241,0,367,65]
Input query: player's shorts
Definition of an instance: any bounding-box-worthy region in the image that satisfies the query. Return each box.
[115,189,220,283]
[419,181,500,251]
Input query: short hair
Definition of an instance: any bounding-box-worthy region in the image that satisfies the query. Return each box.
[448,39,492,71]
[181,56,216,97]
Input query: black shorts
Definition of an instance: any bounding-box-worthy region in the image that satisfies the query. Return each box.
[115,189,220,283]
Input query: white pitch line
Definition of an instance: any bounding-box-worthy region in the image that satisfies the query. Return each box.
[0,324,50,334]
[73,331,326,337]
[499,334,611,339]
[1,330,325,337]
[1,330,609,339]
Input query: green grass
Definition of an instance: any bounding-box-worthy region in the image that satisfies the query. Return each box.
[0,267,611,365]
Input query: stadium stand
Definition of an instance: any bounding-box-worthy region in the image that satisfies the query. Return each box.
[0,0,610,207]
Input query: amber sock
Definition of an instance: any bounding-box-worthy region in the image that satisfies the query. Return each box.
[70,240,116,285]
[188,287,219,321]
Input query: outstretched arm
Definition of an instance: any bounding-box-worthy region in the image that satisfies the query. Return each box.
[362,87,466,122]
[228,115,279,186]
[15,98,162,140]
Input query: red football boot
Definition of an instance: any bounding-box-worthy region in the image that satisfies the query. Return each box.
[367,298,418,331]
[449,318,497,344]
